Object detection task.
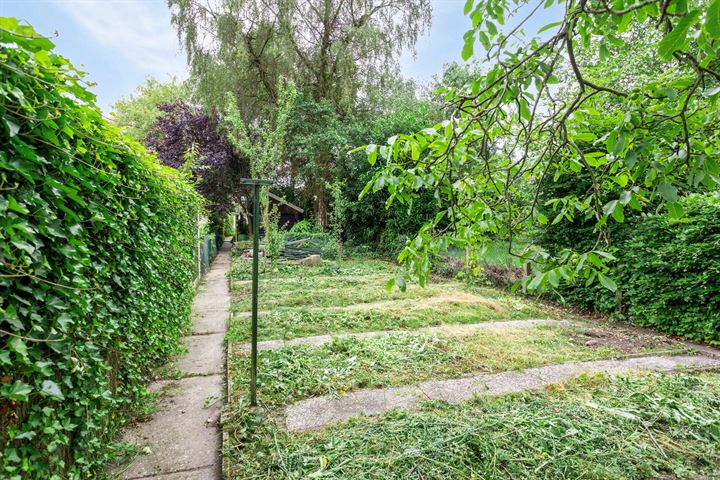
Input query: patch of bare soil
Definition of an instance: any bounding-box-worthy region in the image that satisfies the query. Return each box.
[571,324,681,354]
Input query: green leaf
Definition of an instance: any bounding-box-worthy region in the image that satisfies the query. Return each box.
[8,337,28,358]
[704,0,720,39]
[462,31,475,61]
[602,200,618,217]
[463,0,474,15]
[395,274,407,292]
[41,380,64,401]
[667,202,685,218]
[7,195,29,215]
[538,21,562,34]
[3,115,20,137]
[658,10,701,60]
[2,380,33,401]
[519,98,531,121]
[574,132,596,142]
[658,182,679,202]
[598,273,618,292]
[365,144,377,166]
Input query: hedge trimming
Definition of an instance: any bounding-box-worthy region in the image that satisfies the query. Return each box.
[0,18,203,478]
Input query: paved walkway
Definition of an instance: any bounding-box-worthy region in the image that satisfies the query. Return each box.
[285,354,720,431]
[239,319,572,352]
[114,241,231,479]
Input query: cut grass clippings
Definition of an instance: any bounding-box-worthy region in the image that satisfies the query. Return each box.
[229,326,627,406]
[224,371,720,479]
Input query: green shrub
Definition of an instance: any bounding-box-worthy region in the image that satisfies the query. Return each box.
[0,18,203,478]
[619,193,720,344]
[541,192,719,345]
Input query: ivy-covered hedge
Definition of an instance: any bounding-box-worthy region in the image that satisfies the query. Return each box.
[0,18,203,478]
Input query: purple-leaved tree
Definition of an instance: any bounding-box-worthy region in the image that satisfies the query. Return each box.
[147,102,249,213]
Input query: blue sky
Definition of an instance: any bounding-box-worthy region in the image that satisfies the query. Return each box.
[1,0,563,113]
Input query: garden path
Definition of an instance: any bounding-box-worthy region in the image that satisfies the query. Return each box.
[238,318,572,352]
[285,353,720,431]
[113,241,231,480]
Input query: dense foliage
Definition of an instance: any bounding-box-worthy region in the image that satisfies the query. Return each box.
[0,18,202,478]
[621,193,720,343]
[146,101,247,213]
[340,99,443,255]
[110,76,189,142]
[547,193,720,345]
[362,0,720,292]
[169,0,432,225]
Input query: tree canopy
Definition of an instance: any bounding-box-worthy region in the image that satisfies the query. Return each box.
[169,0,432,226]
[110,76,189,142]
[362,0,720,292]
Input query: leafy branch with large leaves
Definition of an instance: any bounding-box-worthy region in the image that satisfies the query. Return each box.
[360,0,720,292]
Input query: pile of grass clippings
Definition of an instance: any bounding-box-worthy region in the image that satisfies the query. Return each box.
[224,371,720,479]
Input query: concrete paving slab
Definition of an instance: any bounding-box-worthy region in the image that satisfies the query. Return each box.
[191,309,227,335]
[285,354,720,431]
[193,295,231,312]
[177,333,225,376]
[118,375,223,478]
[112,242,231,480]
[239,319,572,352]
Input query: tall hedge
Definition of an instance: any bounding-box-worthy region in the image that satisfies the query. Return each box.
[0,18,203,478]
[539,189,719,346]
[619,193,720,344]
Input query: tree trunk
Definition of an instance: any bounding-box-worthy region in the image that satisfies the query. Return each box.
[315,184,328,230]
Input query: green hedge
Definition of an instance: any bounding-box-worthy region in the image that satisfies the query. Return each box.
[544,192,719,345]
[0,18,203,478]
[618,193,720,344]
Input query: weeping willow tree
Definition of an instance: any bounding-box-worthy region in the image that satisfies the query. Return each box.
[168,0,432,227]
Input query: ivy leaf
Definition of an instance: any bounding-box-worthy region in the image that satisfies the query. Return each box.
[8,337,28,359]
[7,195,29,215]
[3,115,20,137]
[41,380,64,400]
[2,380,33,401]
[658,10,700,59]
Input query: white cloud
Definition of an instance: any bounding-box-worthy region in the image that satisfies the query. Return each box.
[52,0,188,79]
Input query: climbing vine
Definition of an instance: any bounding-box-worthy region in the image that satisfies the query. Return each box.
[0,18,202,478]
